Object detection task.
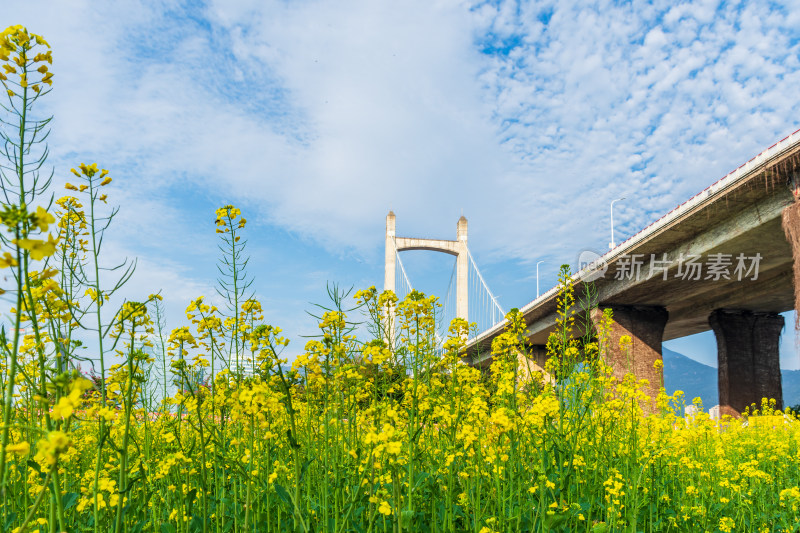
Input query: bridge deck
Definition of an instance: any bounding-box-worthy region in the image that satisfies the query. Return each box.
[466,129,800,365]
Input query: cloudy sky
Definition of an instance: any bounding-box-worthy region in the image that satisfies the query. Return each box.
[6,0,800,368]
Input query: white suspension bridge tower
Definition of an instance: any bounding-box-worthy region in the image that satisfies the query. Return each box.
[384,211,505,342]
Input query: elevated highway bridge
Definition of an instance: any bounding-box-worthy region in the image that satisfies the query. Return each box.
[462,129,800,415]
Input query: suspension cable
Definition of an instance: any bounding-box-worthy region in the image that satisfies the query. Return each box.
[439,258,457,335]
[466,246,505,318]
[393,237,413,294]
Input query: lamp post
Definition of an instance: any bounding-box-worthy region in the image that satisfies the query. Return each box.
[609,197,626,249]
[536,260,545,298]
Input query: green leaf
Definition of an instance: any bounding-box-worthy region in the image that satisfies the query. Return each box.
[545,513,568,530]
[160,524,177,533]
[400,510,414,528]
[3,513,17,532]
[592,523,609,533]
[188,516,204,533]
[61,492,79,511]
[412,471,431,490]
[299,457,315,484]
[274,483,291,506]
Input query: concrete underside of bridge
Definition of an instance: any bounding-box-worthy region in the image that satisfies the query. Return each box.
[466,135,800,416]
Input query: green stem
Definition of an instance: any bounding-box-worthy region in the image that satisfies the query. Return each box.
[0,46,30,496]
[114,327,138,533]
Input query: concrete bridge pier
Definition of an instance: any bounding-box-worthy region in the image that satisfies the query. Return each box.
[590,305,668,404]
[709,309,784,415]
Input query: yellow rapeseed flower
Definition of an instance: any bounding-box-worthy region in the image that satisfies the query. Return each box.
[15,234,57,260]
[719,517,735,532]
[5,441,30,456]
[33,206,54,232]
[0,252,17,268]
[52,396,74,419]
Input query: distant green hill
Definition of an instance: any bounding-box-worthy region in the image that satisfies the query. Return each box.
[662,347,800,412]
[784,369,800,410]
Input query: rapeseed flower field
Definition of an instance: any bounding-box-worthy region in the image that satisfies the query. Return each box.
[1,24,799,533]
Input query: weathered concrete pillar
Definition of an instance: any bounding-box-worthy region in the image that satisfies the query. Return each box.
[709,309,784,415]
[590,306,668,403]
[384,211,396,345]
[526,344,549,369]
[385,211,396,292]
[456,216,468,321]
[516,344,552,385]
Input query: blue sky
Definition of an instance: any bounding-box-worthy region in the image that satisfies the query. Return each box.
[6,0,800,369]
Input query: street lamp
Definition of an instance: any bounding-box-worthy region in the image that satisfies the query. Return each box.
[536,260,545,298]
[609,197,626,249]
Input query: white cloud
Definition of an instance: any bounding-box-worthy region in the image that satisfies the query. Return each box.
[474,0,800,261]
[5,0,800,351]
[13,0,799,265]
